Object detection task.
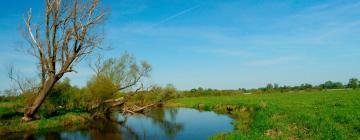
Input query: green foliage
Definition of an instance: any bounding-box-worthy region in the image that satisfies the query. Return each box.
[149,84,176,102]
[266,83,274,90]
[45,78,73,107]
[167,90,360,140]
[123,84,179,106]
[85,75,119,114]
[348,78,359,89]
[300,83,313,89]
[320,81,344,89]
[38,75,119,117]
[0,112,90,135]
[185,88,243,97]
[94,52,151,91]
[39,78,86,118]
[157,84,177,101]
[86,76,118,103]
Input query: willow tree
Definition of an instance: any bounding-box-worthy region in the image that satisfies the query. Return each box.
[22,0,106,121]
[90,52,152,92]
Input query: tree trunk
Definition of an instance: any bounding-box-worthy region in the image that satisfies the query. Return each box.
[22,76,58,121]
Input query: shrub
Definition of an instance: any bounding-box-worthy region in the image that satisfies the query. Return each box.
[149,84,178,102]
[162,84,177,100]
[84,75,118,115]
[40,78,85,117]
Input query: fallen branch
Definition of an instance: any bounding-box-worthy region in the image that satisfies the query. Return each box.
[112,101,125,107]
[120,103,155,115]
[133,103,155,112]
[91,97,156,116]
[104,97,125,103]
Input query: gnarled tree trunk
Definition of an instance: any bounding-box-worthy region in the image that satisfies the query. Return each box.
[22,76,59,121]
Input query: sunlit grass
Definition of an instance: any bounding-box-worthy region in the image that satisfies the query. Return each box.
[166,90,360,139]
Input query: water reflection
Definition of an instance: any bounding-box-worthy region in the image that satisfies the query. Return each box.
[144,108,184,138]
[11,108,234,140]
[88,120,123,140]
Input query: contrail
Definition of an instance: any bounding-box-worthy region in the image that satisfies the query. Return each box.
[151,4,201,28]
[133,4,201,33]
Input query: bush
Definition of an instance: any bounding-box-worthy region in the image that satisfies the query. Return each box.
[86,76,118,104]
[84,75,118,114]
[29,76,119,118]
[148,84,178,102]
[40,78,86,117]
[162,84,177,101]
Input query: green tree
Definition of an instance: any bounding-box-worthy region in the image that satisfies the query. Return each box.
[90,52,151,92]
[319,81,344,89]
[198,87,204,92]
[86,75,119,114]
[348,78,359,89]
[300,83,313,90]
[333,82,344,89]
[265,83,274,92]
[274,83,279,89]
[163,84,177,100]
[266,83,274,89]
[321,81,334,89]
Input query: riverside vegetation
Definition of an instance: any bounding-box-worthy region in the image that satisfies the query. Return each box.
[1,79,359,139]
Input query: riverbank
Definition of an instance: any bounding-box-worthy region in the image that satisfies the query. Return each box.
[0,112,90,136]
[165,90,360,140]
[0,99,90,136]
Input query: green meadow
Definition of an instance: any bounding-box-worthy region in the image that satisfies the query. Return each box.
[166,90,360,140]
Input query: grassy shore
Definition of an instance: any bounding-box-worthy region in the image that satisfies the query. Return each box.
[165,90,360,140]
[0,99,90,135]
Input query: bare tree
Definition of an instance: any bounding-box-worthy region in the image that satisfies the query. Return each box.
[7,65,39,94]
[21,0,106,121]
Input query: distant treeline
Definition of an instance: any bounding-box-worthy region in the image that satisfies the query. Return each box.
[186,78,359,96]
[1,78,359,100]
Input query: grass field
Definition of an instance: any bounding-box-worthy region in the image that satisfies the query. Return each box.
[166,90,360,140]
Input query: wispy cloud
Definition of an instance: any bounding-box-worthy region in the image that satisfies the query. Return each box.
[277,1,360,34]
[112,0,360,50]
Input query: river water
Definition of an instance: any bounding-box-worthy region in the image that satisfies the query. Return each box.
[6,108,234,140]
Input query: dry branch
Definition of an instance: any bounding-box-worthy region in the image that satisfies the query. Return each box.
[21,0,106,121]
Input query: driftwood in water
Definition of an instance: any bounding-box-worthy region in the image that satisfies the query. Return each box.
[121,103,155,114]
[90,97,126,110]
[104,97,126,107]
[93,97,155,115]
[133,104,155,112]
[104,97,125,103]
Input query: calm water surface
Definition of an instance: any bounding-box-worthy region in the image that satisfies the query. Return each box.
[9,108,234,140]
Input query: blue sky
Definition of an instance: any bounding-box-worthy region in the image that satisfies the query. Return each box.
[1,0,360,90]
